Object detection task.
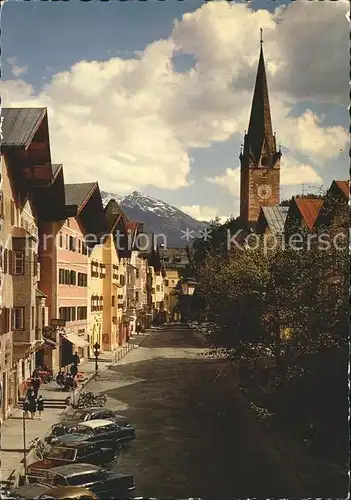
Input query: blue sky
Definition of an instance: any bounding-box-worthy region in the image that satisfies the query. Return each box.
[2,0,348,221]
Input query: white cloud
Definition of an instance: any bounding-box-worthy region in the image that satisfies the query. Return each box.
[281,155,323,186]
[1,1,348,195]
[180,204,229,222]
[6,57,28,77]
[206,168,240,198]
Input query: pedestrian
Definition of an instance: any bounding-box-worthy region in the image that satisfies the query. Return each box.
[32,375,41,398]
[37,395,44,420]
[70,363,78,378]
[23,398,29,418]
[56,371,64,387]
[72,351,80,366]
[28,396,37,419]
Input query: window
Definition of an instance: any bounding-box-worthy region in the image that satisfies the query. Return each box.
[66,219,70,228]
[59,269,65,284]
[69,236,76,252]
[82,241,87,256]
[156,285,160,292]
[135,291,139,302]
[261,156,269,167]
[66,235,69,250]
[59,233,63,248]
[261,169,268,178]
[78,273,87,287]
[112,296,115,307]
[113,265,118,280]
[164,279,169,287]
[59,307,76,322]
[91,261,99,278]
[13,251,25,275]
[77,306,87,321]
[31,306,35,329]
[70,270,76,285]
[99,264,106,278]
[100,296,103,310]
[78,239,81,253]
[136,268,140,279]
[119,274,125,286]
[13,307,25,330]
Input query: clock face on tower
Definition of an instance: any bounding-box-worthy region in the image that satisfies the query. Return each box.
[257,184,272,200]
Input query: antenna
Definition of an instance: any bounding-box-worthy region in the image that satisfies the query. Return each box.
[260,28,263,46]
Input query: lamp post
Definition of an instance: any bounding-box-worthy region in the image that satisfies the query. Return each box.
[179,277,198,324]
[22,411,27,479]
[93,343,100,374]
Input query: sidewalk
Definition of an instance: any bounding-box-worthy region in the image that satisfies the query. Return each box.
[0,334,149,486]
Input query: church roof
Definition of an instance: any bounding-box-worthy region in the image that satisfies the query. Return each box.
[244,45,275,163]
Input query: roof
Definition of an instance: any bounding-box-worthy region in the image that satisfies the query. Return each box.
[1,108,47,148]
[334,180,349,199]
[77,419,114,429]
[64,183,97,208]
[261,206,289,234]
[295,198,323,229]
[244,46,275,163]
[47,463,101,476]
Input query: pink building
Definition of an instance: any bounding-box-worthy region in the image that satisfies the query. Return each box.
[38,173,107,370]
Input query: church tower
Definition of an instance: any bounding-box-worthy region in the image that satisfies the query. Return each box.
[239,31,281,226]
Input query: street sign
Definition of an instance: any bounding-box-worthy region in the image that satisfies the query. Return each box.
[51,318,66,327]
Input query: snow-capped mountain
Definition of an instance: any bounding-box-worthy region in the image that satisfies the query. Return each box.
[101,190,205,248]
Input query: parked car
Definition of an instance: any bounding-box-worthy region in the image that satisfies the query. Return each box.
[58,408,131,428]
[38,463,135,499]
[10,484,98,499]
[49,420,135,449]
[27,441,118,480]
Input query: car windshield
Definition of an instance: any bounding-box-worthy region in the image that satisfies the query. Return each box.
[74,426,92,435]
[71,410,89,420]
[47,447,76,461]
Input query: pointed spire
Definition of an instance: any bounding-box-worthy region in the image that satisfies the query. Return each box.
[244,31,275,163]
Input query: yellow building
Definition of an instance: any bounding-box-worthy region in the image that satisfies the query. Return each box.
[102,234,126,351]
[89,244,104,355]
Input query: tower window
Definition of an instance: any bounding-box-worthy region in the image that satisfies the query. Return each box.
[261,169,268,178]
[261,156,268,167]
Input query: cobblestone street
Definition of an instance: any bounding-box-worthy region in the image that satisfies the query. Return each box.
[87,327,346,499]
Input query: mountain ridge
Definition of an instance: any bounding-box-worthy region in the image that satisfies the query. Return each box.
[101,190,205,248]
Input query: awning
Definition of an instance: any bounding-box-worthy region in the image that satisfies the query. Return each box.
[43,337,56,348]
[64,333,89,348]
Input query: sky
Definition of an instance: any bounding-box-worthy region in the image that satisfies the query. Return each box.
[1,0,349,222]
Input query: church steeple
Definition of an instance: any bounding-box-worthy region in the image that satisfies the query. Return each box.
[239,30,281,225]
[241,29,278,167]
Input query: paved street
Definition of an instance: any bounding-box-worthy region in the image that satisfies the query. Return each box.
[88,328,323,499]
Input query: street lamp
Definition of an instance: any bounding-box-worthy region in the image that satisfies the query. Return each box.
[180,277,197,297]
[179,277,198,324]
[93,342,100,374]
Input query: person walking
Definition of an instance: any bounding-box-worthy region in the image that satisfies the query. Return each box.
[37,395,44,420]
[72,351,80,366]
[28,395,37,419]
[23,398,29,418]
[32,375,41,399]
